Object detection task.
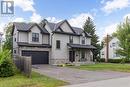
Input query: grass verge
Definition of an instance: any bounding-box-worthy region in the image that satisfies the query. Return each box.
[0,71,68,87]
[68,63,130,72]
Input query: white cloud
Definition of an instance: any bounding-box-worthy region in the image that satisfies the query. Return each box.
[102,0,130,14]
[68,13,94,28]
[13,17,26,22]
[13,0,35,12]
[46,17,62,23]
[30,13,42,23]
[104,23,118,35]
[0,23,6,33]
[100,23,118,41]
[123,14,130,19]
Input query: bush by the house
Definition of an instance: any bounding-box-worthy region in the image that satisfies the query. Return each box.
[0,50,15,77]
[98,58,130,63]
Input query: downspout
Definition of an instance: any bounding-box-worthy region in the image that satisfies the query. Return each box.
[51,32,54,45]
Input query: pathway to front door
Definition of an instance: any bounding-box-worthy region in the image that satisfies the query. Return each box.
[33,65,130,85]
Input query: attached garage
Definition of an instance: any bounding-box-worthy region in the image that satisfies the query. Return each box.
[22,50,49,64]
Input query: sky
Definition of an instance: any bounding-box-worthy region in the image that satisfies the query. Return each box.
[0,0,130,41]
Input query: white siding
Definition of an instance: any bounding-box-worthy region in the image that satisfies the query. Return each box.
[45,24,53,45]
[42,35,49,44]
[108,37,120,59]
[86,38,91,45]
[80,32,91,45]
[73,36,80,44]
[28,26,42,44]
[13,26,19,55]
[60,22,73,33]
[100,46,106,58]
[13,26,18,48]
[100,37,120,59]
[19,32,28,42]
[51,34,69,60]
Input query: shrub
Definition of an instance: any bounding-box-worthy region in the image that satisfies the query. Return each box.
[98,58,130,63]
[0,50,15,77]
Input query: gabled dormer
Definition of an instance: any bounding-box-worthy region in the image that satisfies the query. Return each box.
[12,22,50,45]
[80,31,91,45]
[55,20,75,34]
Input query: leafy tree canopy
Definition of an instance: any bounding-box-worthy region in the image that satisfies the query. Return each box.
[116,18,130,60]
[3,22,13,51]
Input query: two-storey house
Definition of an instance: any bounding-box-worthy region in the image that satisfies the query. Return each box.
[101,37,121,59]
[12,19,96,65]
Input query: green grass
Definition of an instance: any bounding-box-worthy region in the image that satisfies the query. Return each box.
[0,72,68,87]
[68,63,130,72]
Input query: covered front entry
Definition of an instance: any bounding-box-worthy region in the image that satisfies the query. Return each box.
[67,43,96,63]
[22,50,49,64]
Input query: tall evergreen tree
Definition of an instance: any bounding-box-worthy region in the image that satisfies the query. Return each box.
[83,17,99,60]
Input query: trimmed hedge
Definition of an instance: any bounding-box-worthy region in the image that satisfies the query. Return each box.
[99,58,130,63]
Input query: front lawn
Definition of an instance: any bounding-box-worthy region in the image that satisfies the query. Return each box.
[0,72,67,87]
[68,63,130,72]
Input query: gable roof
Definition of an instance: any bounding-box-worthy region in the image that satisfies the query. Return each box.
[45,20,81,35]
[46,20,91,37]
[13,22,49,34]
[13,19,92,37]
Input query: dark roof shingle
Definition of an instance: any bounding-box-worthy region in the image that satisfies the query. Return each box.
[13,22,49,34]
[67,43,96,49]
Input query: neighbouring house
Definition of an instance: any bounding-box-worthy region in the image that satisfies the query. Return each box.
[100,37,121,59]
[12,19,96,65]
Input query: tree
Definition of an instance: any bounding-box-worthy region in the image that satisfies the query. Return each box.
[83,17,99,60]
[3,23,13,51]
[116,18,130,61]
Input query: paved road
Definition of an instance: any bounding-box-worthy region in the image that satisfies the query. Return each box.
[33,65,130,84]
[61,76,130,87]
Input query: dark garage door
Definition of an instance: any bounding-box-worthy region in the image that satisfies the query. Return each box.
[22,50,49,64]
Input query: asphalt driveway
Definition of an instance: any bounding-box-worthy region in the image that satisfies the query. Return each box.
[33,65,130,84]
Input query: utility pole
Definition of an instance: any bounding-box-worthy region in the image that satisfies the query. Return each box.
[105,34,109,62]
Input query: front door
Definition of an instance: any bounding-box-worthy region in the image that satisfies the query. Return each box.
[69,51,75,62]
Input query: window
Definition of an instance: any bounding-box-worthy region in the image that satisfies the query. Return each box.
[102,51,104,55]
[14,38,16,42]
[81,51,85,60]
[32,33,39,42]
[112,43,115,47]
[69,36,73,43]
[56,40,60,49]
[14,50,16,54]
[82,37,85,44]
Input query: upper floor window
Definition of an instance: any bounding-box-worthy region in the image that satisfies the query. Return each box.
[32,33,39,42]
[102,51,104,55]
[82,37,85,44]
[56,40,60,49]
[112,43,115,47]
[69,36,73,43]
